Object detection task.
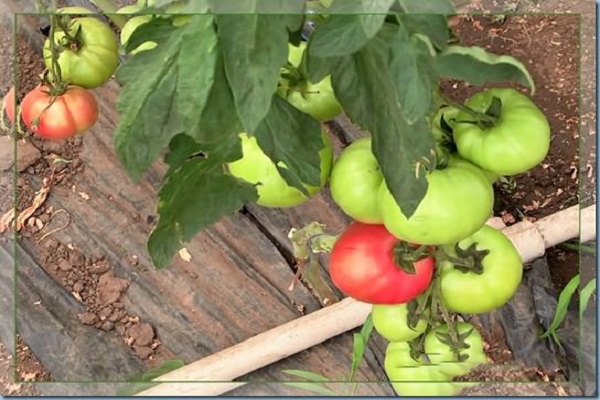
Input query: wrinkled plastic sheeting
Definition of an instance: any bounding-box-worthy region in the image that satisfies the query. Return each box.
[472,257,596,396]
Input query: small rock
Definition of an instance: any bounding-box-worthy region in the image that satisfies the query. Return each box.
[100,321,115,331]
[58,259,72,271]
[89,261,111,275]
[72,281,84,292]
[97,272,129,304]
[127,322,155,347]
[133,346,154,359]
[69,251,86,267]
[115,323,127,335]
[109,309,126,322]
[98,306,113,321]
[77,312,97,325]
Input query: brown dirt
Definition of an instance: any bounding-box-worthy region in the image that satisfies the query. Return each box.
[0,336,50,396]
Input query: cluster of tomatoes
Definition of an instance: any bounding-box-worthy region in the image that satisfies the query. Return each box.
[2,7,120,140]
[1,2,186,141]
[231,74,550,394]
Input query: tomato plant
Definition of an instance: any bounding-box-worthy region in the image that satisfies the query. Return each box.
[378,155,494,246]
[453,88,551,176]
[329,222,434,304]
[227,131,333,208]
[277,42,342,122]
[439,224,523,314]
[43,16,120,89]
[20,85,98,140]
[424,322,487,376]
[329,137,384,224]
[371,303,428,342]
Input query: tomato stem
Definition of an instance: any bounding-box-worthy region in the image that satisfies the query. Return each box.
[436,90,498,129]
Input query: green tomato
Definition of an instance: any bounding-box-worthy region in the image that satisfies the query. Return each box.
[329,138,384,224]
[372,303,428,343]
[439,224,523,314]
[385,341,474,397]
[378,156,494,246]
[447,154,499,185]
[277,42,342,122]
[43,17,119,89]
[120,15,157,54]
[453,88,551,176]
[227,132,333,208]
[424,322,487,377]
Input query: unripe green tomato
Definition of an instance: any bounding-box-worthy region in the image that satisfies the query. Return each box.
[372,303,428,343]
[424,322,487,376]
[329,137,384,224]
[120,15,157,54]
[384,342,473,397]
[228,132,333,208]
[378,156,494,246]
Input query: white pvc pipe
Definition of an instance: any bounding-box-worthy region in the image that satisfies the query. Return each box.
[136,204,595,397]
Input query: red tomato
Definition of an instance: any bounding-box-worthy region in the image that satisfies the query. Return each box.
[20,85,98,140]
[3,86,15,124]
[329,222,435,304]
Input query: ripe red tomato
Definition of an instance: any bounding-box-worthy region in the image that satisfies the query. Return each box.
[329,222,435,304]
[3,86,15,124]
[20,85,98,140]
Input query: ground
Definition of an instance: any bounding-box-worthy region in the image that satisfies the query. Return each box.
[0,0,595,397]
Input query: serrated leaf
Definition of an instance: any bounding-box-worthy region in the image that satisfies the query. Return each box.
[177,15,218,136]
[147,158,258,268]
[164,134,205,169]
[329,31,435,218]
[215,11,304,133]
[253,96,323,193]
[115,18,218,180]
[309,0,395,57]
[396,0,455,14]
[397,14,451,50]
[435,45,536,94]
[387,24,438,123]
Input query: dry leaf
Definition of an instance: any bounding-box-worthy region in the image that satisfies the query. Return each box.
[72,291,83,303]
[67,243,75,250]
[35,218,44,230]
[178,247,192,262]
[21,372,37,382]
[15,174,54,231]
[78,192,90,200]
[6,383,23,395]
[0,208,16,233]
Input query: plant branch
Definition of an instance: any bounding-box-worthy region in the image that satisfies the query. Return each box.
[435,90,497,127]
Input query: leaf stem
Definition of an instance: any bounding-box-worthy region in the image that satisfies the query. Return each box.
[435,90,497,127]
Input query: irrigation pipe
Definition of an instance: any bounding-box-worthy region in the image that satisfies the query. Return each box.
[136,203,596,397]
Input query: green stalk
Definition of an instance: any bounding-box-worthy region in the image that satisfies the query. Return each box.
[89,0,127,28]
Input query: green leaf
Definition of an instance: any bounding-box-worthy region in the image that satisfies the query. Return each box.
[396,0,455,13]
[253,96,323,192]
[579,277,596,318]
[350,314,373,381]
[116,359,186,396]
[308,0,395,57]
[540,275,580,340]
[397,14,451,50]
[209,0,305,13]
[387,24,438,123]
[177,15,218,137]
[214,11,304,133]
[283,382,338,396]
[163,134,205,169]
[115,17,217,180]
[283,369,331,382]
[147,156,258,268]
[329,30,435,218]
[435,45,536,94]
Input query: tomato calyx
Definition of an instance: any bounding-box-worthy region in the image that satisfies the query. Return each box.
[434,243,490,275]
[392,243,430,275]
[436,90,500,130]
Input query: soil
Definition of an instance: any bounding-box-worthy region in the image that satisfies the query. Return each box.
[0,0,594,397]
